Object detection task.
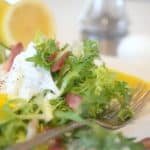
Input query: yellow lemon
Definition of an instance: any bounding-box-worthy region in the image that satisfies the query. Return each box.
[0,93,8,108]
[116,71,150,90]
[0,0,55,46]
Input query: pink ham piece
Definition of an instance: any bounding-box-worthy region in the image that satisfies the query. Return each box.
[48,138,64,150]
[4,42,23,72]
[65,93,82,110]
[51,51,69,73]
[141,138,150,150]
[47,52,58,62]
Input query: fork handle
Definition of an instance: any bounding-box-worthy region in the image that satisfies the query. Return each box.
[7,122,83,150]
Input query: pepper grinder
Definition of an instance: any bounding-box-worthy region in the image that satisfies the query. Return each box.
[79,0,128,56]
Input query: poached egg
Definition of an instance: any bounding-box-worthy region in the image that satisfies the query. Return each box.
[4,42,60,100]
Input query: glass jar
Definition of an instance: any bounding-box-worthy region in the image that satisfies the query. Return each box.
[79,0,128,55]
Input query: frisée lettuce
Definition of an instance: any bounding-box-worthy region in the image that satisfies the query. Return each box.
[0,36,143,149]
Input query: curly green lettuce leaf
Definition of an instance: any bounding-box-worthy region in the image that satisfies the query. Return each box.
[0,92,55,149]
[58,40,99,94]
[27,37,58,70]
[0,91,55,124]
[70,65,133,121]
[0,120,26,149]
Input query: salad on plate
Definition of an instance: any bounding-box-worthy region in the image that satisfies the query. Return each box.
[0,35,147,149]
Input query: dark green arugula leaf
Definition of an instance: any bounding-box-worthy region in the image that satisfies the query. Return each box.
[67,124,144,150]
[54,115,144,150]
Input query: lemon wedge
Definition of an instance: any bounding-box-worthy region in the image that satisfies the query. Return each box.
[0,0,55,46]
[0,93,8,108]
[117,71,150,90]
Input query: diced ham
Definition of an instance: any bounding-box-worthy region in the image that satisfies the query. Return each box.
[141,138,150,150]
[0,80,4,89]
[47,52,58,62]
[65,93,82,110]
[4,42,23,72]
[51,51,69,73]
[48,138,64,150]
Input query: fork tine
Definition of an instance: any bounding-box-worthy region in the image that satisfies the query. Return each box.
[113,90,150,130]
[132,83,146,99]
[96,83,150,130]
[130,83,147,106]
[132,90,150,112]
[95,120,119,130]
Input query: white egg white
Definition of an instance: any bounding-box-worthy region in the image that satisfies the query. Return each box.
[4,43,60,100]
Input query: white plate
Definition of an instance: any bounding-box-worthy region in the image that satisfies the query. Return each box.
[103,56,150,82]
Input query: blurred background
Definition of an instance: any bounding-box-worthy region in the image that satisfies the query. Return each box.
[46,0,150,60]
[1,0,150,65]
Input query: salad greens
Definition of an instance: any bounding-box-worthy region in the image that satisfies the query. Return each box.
[27,38,58,70]
[0,36,144,149]
[66,123,144,150]
[0,97,144,150]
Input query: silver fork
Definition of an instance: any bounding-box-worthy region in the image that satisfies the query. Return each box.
[8,83,150,150]
[96,83,150,130]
